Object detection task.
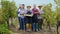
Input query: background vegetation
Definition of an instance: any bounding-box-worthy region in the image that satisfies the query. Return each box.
[0,0,60,34]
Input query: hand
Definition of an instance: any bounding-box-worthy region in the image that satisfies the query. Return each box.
[35,12,39,14]
[20,14,24,15]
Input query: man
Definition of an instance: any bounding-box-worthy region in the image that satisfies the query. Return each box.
[38,5,44,31]
[17,4,27,30]
[32,4,40,32]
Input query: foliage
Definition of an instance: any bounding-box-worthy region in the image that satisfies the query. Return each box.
[42,3,57,26]
[0,0,17,34]
[54,0,60,6]
[56,6,60,21]
[0,21,12,34]
[1,0,17,21]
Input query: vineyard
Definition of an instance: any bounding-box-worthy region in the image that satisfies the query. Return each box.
[0,0,60,34]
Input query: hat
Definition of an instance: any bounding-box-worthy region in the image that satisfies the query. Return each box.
[38,5,42,8]
[27,6,31,8]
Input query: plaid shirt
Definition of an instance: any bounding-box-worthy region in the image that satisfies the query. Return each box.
[32,8,40,15]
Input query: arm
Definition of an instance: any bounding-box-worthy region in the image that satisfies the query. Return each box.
[17,9,21,16]
[17,8,20,14]
[27,10,33,17]
[24,10,33,17]
[34,9,40,14]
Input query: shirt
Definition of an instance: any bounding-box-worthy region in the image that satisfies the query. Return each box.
[38,9,44,19]
[26,10,33,17]
[17,8,27,18]
[32,8,40,15]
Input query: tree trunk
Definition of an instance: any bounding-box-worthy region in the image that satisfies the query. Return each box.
[0,20,2,25]
[11,17,15,27]
[57,25,59,34]
[7,18,9,28]
[47,22,51,31]
[57,21,60,34]
[11,17,13,24]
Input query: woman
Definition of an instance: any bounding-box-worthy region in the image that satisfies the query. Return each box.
[25,6,33,31]
[17,4,27,30]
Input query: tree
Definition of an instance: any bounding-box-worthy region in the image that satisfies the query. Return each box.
[54,0,60,34]
[54,0,60,6]
[0,0,17,34]
[42,3,57,31]
[8,1,17,26]
[55,6,60,34]
[1,0,17,28]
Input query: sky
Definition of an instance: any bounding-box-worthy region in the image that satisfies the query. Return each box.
[10,0,56,10]
[11,0,55,6]
[0,0,56,10]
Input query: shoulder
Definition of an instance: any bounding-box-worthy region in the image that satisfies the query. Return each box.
[36,8,39,10]
[24,9,27,11]
[32,8,34,10]
[17,8,21,12]
[24,9,26,10]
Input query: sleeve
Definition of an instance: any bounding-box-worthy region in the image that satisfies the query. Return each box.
[37,9,41,14]
[17,9,20,14]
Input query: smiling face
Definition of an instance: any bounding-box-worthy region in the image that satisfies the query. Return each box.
[27,6,31,10]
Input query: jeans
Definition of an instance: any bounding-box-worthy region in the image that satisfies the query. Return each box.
[38,19,43,30]
[18,17,25,30]
[32,15,39,31]
[24,17,27,30]
[32,23,38,31]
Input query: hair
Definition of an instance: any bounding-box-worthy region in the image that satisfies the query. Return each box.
[22,4,25,7]
[22,4,25,9]
[19,4,21,8]
[19,4,25,9]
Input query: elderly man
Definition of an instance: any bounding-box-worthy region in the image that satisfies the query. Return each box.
[32,4,40,32]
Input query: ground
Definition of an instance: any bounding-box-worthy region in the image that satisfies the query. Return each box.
[9,25,60,34]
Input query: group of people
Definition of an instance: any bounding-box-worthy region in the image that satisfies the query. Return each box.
[17,4,43,32]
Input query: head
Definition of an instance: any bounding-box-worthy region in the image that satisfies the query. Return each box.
[27,6,31,10]
[33,4,36,9]
[19,4,25,9]
[38,5,42,9]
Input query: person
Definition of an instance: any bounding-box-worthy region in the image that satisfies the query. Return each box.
[32,4,40,32]
[38,5,44,31]
[17,4,27,30]
[24,6,33,31]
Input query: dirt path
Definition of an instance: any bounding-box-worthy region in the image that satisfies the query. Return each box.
[8,22,60,34]
[9,25,58,34]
